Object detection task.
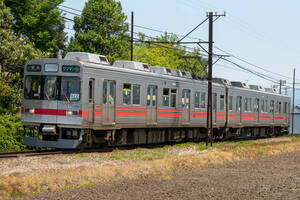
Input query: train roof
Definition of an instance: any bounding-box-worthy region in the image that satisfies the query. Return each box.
[25,52,290,98]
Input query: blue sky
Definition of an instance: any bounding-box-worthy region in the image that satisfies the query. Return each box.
[62,0,300,103]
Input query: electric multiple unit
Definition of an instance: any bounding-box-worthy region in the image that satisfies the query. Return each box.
[21,52,290,149]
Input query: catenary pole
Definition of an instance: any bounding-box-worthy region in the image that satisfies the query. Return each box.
[130,12,134,61]
[206,12,213,146]
[292,68,295,135]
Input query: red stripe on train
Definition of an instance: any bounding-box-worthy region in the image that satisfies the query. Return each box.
[259,117,270,120]
[34,108,66,116]
[191,111,207,113]
[191,114,207,118]
[158,113,182,117]
[242,116,255,119]
[158,109,182,113]
[94,111,102,116]
[274,117,284,120]
[117,112,147,117]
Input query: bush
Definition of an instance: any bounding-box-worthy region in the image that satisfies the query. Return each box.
[0,111,25,152]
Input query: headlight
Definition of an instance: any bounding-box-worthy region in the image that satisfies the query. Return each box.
[29,108,35,114]
[66,110,79,116]
[66,110,73,116]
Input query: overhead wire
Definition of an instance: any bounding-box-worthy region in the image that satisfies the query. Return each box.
[7,0,298,86]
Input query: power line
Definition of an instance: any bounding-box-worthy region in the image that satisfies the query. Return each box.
[58,4,82,13]
[222,58,279,84]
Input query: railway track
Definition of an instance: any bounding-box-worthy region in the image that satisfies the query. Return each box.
[0,150,75,159]
[0,135,296,159]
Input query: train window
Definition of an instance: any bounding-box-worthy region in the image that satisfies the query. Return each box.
[194,92,200,108]
[261,100,265,112]
[212,93,217,110]
[229,96,233,111]
[236,96,241,111]
[43,76,57,100]
[254,99,259,112]
[200,92,206,108]
[265,100,268,112]
[152,86,157,106]
[163,88,169,107]
[61,77,80,102]
[182,89,190,108]
[109,81,115,105]
[24,76,41,99]
[248,98,252,111]
[88,79,94,103]
[278,102,282,113]
[147,86,151,106]
[270,100,274,113]
[132,85,140,104]
[123,84,131,105]
[170,89,177,107]
[244,98,248,112]
[44,63,58,72]
[284,102,287,114]
[103,80,107,104]
[220,95,225,111]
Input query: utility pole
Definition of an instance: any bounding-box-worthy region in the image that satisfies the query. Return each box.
[133,12,225,146]
[130,11,134,61]
[292,68,295,135]
[207,12,213,147]
[206,12,225,147]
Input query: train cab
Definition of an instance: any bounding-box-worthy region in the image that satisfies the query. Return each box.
[22,55,84,148]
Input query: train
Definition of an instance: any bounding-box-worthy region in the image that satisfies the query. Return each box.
[21,52,290,149]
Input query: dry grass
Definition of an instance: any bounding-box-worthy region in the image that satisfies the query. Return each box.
[1,136,300,199]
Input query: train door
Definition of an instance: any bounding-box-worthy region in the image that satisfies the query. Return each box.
[88,78,95,123]
[181,89,190,124]
[146,85,157,125]
[102,80,116,125]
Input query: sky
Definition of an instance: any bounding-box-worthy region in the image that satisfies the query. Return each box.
[62,0,300,103]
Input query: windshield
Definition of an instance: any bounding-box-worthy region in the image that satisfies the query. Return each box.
[43,76,58,100]
[24,76,41,99]
[61,77,80,101]
[24,76,80,101]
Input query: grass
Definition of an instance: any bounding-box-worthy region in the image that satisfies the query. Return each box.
[69,153,87,158]
[103,150,165,160]
[1,136,300,199]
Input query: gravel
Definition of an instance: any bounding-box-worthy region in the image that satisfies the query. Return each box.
[18,151,300,200]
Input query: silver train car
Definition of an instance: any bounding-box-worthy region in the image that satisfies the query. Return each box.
[21,52,290,149]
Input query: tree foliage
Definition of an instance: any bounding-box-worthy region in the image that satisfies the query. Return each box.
[0,0,46,73]
[0,112,25,152]
[133,33,207,76]
[69,0,129,62]
[4,0,67,55]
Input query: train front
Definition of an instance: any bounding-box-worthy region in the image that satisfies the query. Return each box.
[21,58,83,149]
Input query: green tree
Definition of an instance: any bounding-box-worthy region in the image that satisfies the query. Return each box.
[69,0,129,62]
[133,33,207,76]
[0,0,45,107]
[4,0,67,55]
